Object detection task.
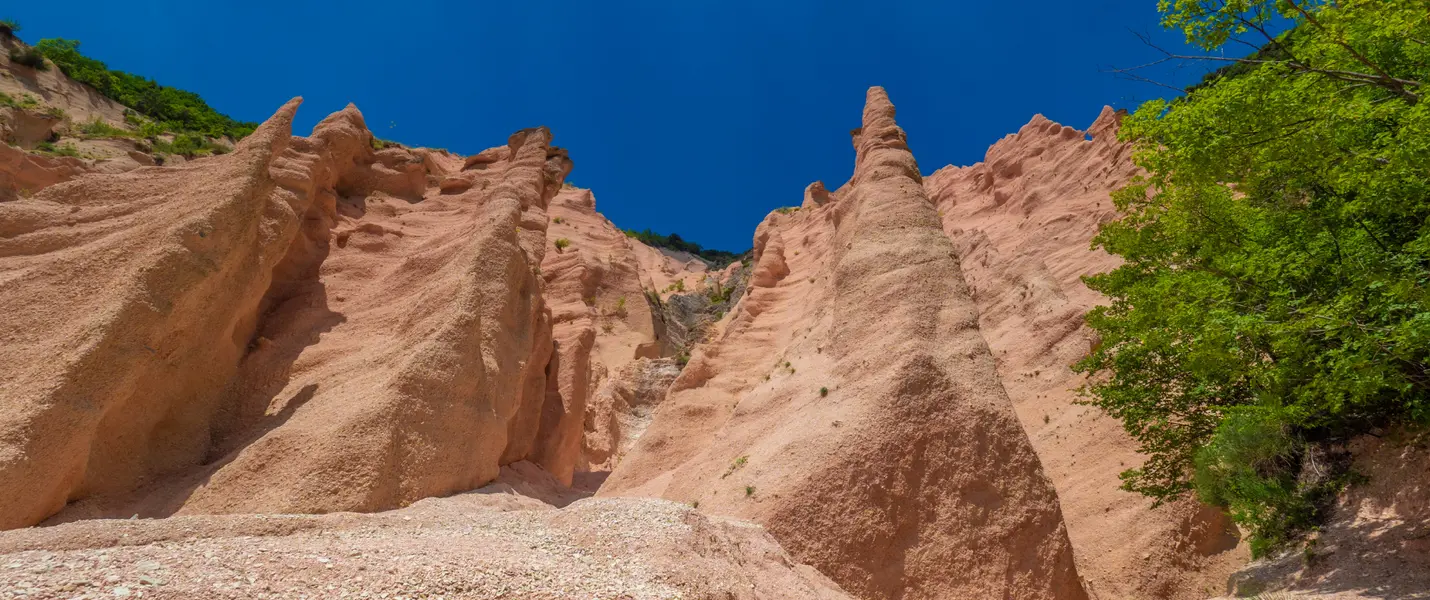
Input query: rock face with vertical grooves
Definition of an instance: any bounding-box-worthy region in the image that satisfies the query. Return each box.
[0,68,1293,599]
[601,87,1086,600]
[0,99,576,527]
[924,107,1247,599]
[533,186,689,484]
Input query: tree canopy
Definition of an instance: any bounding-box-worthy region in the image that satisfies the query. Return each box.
[1078,0,1428,555]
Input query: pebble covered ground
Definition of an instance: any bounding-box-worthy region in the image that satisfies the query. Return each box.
[0,492,849,600]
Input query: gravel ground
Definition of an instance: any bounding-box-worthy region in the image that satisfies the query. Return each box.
[0,492,849,600]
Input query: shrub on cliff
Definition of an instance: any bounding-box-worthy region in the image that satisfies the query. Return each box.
[1078,0,1429,556]
[0,19,20,38]
[8,47,47,70]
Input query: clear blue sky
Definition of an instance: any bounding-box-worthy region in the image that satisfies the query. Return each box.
[8,1,1218,251]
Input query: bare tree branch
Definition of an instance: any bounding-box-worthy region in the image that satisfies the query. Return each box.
[1109,31,1421,99]
[1105,68,1191,93]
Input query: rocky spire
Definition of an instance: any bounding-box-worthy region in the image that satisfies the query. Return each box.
[849,86,922,187]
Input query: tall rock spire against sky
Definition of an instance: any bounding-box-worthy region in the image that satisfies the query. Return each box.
[601,87,1088,600]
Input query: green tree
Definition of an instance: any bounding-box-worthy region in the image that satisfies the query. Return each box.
[1078,0,1429,555]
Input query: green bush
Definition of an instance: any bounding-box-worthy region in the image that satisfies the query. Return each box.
[8,47,47,70]
[151,133,227,158]
[1191,408,1313,557]
[35,141,81,158]
[1077,0,1430,555]
[553,238,571,252]
[32,38,254,139]
[0,19,20,37]
[707,281,733,304]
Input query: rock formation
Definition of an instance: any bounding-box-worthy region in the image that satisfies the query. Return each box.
[600,87,1086,600]
[582,357,682,476]
[533,186,678,484]
[925,107,1247,598]
[0,99,575,527]
[13,46,1414,597]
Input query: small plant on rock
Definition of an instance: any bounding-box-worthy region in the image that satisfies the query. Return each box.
[819,386,828,398]
[721,456,748,479]
[553,238,571,252]
[744,485,756,497]
[78,118,133,139]
[0,18,21,37]
[35,141,81,158]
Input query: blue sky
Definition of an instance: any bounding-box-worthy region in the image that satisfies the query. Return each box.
[8,1,1219,250]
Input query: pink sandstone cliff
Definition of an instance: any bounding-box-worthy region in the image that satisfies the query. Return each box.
[0,99,576,526]
[924,107,1248,599]
[600,87,1087,600]
[11,52,1419,597]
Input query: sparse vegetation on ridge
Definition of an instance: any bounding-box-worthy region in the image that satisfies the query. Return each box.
[77,117,132,139]
[1079,0,1430,556]
[622,228,746,267]
[35,141,82,158]
[0,91,38,110]
[30,38,256,139]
